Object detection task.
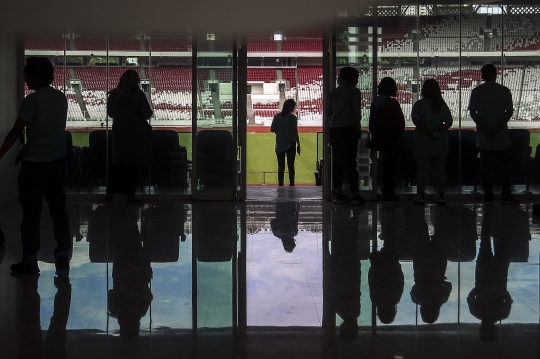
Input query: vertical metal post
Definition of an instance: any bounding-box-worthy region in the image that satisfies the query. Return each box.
[323,17,334,201]
[191,35,198,195]
[238,36,248,200]
[372,6,379,101]
[232,35,238,199]
[459,0,463,194]
[105,32,110,191]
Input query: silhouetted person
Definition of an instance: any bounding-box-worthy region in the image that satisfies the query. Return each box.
[0,57,71,274]
[328,206,361,340]
[43,272,72,359]
[17,271,72,359]
[369,205,404,324]
[412,79,453,205]
[469,64,518,205]
[368,77,405,202]
[270,201,300,253]
[108,206,153,340]
[328,68,363,205]
[106,70,153,205]
[271,99,300,186]
[369,247,404,324]
[468,209,512,343]
[410,206,452,324]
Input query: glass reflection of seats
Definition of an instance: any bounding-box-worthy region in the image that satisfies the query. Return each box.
[196,130,234,190]
[87,204,187,263]
[356,130,371,187]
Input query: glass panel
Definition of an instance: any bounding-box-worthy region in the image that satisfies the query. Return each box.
[193,202,236,357]
[333,10,375,195]
[63,31,109,195]
[194,34,236,192]
[147,32,192,195]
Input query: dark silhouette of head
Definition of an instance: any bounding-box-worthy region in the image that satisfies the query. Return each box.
[378,77,397,97]
[339,66,359,85]
[24,57,54,88]
[117,69,140,96]
[280,236,296,253]
[377,305,397,324]
[481,64,497,82]
[421,78,444,113]
[281,99,296,116]
[420,304,441,324]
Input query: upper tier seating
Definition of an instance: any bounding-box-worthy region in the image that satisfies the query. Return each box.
[25,36,65,50]
[247,68,277,82]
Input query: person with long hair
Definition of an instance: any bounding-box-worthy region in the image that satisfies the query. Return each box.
[368,77,405,202]
[271,99,300,186]
[106,70,153,204]
[411,79,453,204]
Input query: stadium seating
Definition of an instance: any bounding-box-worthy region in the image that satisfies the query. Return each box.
[247,68,277,82]
[25,35,65,50]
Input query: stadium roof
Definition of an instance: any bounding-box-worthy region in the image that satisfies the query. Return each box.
[2,0,540,34]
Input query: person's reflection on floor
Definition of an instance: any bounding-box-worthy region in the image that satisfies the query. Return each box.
[270,201,300,253]
[43,271,72,359]
[369,205,404,324]
[16,271,72,359]
[410,206,452,324]
[17,274,42,359]
[467,207,512,342]
[328,206,360,340]
[107,206,153,340]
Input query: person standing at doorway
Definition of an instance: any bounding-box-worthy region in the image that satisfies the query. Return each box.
[106,70,153,204]
[368,77,405,202]
[469,64,518,205]
[412,79,453,205]
[328,67,363,205]
[271,99,300,186]
[0,57,71,274]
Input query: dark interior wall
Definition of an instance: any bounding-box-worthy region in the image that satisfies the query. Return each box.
[0,33,24,208]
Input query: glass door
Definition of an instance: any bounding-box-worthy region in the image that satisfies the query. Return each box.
[191,34,247,200]
[325,9,378,200]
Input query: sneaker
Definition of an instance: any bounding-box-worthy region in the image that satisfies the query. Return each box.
[412,194,425,204]
[383,195,401,203]
[55,255,70,271]
[484,194,494,206]
[11,260,40,274]
[333,194,349,204]
[351,194,364,206]
[501,195,520,205]
[437,195,446,205]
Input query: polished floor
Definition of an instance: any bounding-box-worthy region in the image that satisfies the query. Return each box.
[0,188,539,358]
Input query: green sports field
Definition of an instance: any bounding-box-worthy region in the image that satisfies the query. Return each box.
[71,132,323,185]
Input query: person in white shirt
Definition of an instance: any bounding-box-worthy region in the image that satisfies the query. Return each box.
[468,64,518,205]
[0,57,71,274]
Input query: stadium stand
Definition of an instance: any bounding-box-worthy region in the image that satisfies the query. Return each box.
[247,68,277,82]
[25,35,65,50]
[151,38,192,52]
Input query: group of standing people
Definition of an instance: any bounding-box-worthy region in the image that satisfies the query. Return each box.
[368,63,517,206]
[0,57,153,274]
[270,64,517,206]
